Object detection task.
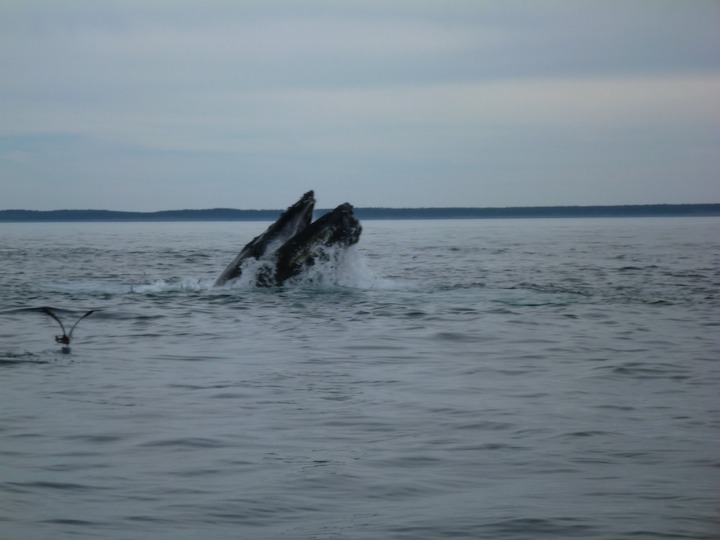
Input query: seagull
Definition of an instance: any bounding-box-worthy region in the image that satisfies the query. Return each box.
[40,307,95,348]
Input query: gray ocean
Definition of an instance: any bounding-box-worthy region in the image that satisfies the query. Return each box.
[1,217,718,540]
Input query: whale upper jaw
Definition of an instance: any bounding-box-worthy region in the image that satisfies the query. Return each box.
[214,190,316,287]
[214,191,362,287]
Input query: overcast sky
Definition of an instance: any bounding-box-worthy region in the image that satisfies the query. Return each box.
[1,1,719,211]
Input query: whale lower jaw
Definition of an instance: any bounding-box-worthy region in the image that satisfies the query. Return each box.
[215,192,362,287]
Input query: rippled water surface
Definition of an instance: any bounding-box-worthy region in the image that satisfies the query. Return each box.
[1,217,719,539]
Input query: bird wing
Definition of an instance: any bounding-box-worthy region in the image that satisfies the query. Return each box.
[68,310,95,339]
[40,307,67,335]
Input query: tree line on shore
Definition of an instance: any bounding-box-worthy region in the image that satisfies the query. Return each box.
[1,204,719,222]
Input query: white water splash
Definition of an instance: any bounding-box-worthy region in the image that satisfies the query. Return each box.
[130,277,214,294]
[292,244,396,290]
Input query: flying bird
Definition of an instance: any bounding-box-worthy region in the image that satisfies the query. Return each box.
[40,307,94,347]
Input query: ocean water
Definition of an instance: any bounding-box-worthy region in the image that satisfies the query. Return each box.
[0,217,718,540]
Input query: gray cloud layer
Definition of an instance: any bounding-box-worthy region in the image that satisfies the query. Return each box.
[1,1,719,210]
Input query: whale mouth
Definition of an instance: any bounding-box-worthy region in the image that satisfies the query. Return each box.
[214,191,362,287]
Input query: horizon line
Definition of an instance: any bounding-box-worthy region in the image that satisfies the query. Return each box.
[1,203,719,223]
[3,202,720,214]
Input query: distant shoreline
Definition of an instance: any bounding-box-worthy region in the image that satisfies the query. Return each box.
[1,204,719,222]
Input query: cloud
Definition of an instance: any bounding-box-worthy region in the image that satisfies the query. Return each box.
[5,75,717,152]
[1,1,719,209]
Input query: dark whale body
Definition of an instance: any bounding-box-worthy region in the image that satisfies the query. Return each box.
[215,191,362,287]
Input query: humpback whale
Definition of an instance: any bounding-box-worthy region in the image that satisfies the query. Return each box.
[215,191,362,287]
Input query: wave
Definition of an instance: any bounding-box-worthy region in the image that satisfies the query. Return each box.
[23,246,399,297]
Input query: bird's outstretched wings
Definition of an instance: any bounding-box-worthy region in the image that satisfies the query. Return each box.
[40,307,94,343]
